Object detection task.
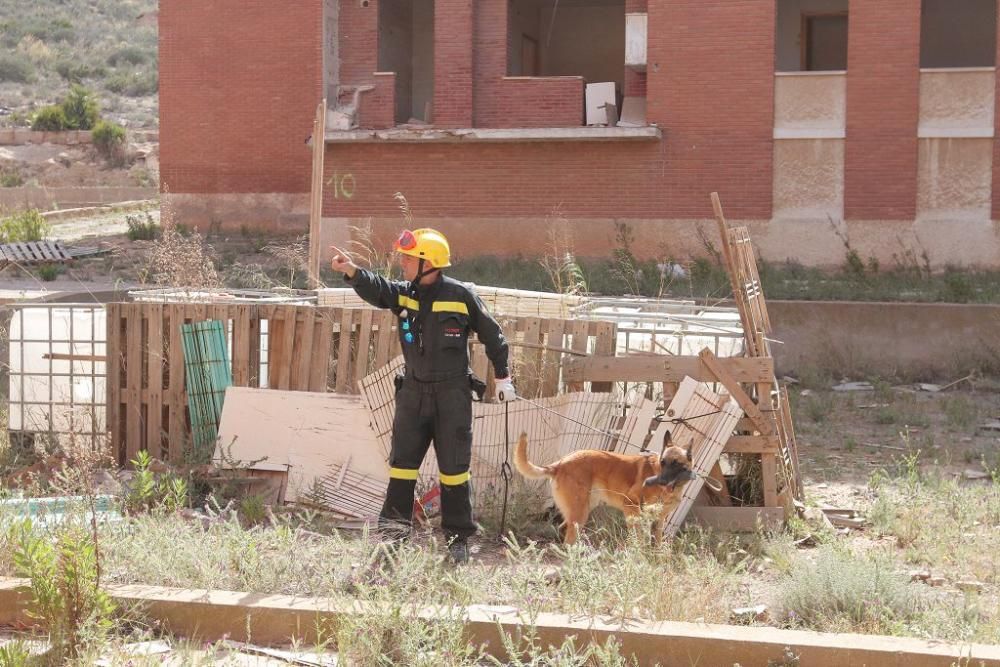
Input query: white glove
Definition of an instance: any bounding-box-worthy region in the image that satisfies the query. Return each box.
[495,377,516,403]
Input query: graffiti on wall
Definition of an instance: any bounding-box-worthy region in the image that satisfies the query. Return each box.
[326,171,356,199]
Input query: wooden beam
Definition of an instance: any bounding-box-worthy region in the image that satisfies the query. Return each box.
[307,98,327,290]
[43,352,107,362]
[724,435,780,454]
[698,349,774,435]
[5,577,998,666]
[563,354,774,384]
[688,506,785,532]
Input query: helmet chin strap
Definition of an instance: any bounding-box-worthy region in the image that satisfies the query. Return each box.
[413,257,440,285]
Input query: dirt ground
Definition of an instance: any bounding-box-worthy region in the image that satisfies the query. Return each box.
[0,140,157,190]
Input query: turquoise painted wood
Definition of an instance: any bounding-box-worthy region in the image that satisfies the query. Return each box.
[181,320,232,455]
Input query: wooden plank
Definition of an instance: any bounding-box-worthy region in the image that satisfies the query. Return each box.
[43,352,107,362]
[591,320,617,393]
[146,304,164,459]
[563,354,774,384]
[106,304,122,464]
[292,308,315,390]
[724,435,780,454]
[711,193,758,357]
[565,320,590,393]
[275,306,298,390]
[307,98,327,288]
[687,506,785,532]
[519,317,543,398]
[541,318,564,397]
[353,308,374,387]
[167,305,187,463]
[762,453,779,508]
[698,349,774,436]
[310,309,333,392]
[125,303,142,463]
[374,310,394,369]
[335,308,355,393]
[231,305,251,386]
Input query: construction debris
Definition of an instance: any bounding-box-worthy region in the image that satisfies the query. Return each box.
[214,387,388,504]
[833,381,875,392]
[0,240,73,266]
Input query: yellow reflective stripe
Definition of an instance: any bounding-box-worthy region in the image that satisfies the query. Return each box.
[389,467,419,480]
[432,301,469,315]
[398,295,420,311]
[439,471,471,486]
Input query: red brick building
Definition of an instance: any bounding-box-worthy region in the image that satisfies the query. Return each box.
[160,0,1000,267]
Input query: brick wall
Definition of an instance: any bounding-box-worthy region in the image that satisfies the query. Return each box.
[359,72,396,129]
[472,3,585,128]
[646,0,775,219]
[338,0,377,85]
[845,0,921,220]
[434,0,474,127]
[159,0,322,194]
[322,140,665,219]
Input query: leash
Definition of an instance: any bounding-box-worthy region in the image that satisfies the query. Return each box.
[511,395,723,451]
[498,401,513,540]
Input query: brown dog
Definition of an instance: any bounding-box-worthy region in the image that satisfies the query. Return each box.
[513,431,698,545]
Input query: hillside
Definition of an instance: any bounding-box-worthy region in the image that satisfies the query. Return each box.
[0,0,158,129]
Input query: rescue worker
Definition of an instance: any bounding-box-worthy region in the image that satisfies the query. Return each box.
[329,228,515,564]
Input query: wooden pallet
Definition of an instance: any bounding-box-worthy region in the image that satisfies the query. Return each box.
[108,303,618,464]
[712,192,802,503]
[0,240,72,265]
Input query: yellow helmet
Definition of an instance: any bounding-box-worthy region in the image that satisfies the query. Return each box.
[393,228,451,268]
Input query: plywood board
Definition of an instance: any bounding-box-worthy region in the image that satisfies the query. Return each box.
[215,386,388,503]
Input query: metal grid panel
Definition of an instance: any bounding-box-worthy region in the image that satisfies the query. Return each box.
[6,304,107,449]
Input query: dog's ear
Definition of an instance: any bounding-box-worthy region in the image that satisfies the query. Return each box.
[686,443,693,462]
[663,429,672,448]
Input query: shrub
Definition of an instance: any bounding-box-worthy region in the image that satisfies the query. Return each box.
[780,545,924,633]
[0,53,34,83]
[61,84,99,130]
[0,167,25,188]
[9,518,115,662]
[107,46,148,67]
[92,119,127,164]
[107,69,158,97]
[55,59,106,84]
[122,450,189,515]
[31,105,68,131]
[125,210,159,241]
[37,264,63,282]
[0,209,49,243]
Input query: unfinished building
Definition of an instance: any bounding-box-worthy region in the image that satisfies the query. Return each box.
[160,0,1000,268]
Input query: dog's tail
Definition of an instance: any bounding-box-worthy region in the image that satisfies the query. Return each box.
[513,433,553,480]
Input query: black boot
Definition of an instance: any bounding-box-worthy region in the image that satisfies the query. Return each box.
[448,537,469,565]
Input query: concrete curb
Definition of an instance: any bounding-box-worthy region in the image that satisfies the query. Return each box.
[2,577,998,665]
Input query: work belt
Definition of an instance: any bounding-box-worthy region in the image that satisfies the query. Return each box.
[396,371,487,401]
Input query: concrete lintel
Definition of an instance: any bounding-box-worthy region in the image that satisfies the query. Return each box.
[2,577,999,666]
[773,128,846,139]
[325,126,662,144]
[918,126,995,138]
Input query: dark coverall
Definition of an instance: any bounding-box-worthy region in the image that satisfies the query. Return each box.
[345,268,510,542]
